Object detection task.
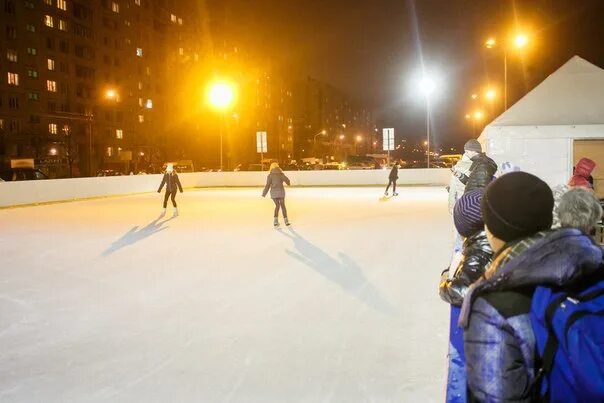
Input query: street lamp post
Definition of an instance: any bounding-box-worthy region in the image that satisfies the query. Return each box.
[486,34,529,111]
[207,81,236,171]
[419,76,436,168]
[313,129,327,157]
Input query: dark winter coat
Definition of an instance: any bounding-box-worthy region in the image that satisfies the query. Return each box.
[464,153,498,192]
[389,165,399,181]
[439,230,493,307]
[458,228,603,403]
[262,168,290,199]
[158,172,183,193]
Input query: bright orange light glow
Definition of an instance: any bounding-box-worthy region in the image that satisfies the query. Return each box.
[473,110,484,120]
[207,81,236,110]
[514,34,529,48]
[485,37,496,49]
[485,88,496,100]
[106,89,117,99]
[321,129,327,135]
[465,113,471,120]
[356,135,363,142]
[423,140,428,146]
[471,93,478,100]
[339,134,345,140]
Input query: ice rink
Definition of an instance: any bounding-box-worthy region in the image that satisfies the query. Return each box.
[0,187,452,402]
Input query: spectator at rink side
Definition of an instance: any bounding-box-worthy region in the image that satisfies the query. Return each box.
[447,140,481,214]
[464,152,498,192]
[557,187,603,235]
[552,157,596,228]
[458,172,603,402]
[439,188,493,403]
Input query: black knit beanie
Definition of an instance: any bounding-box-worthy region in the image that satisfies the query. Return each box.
[481,172,554,242]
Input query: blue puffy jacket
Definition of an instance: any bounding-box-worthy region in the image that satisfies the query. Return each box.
[458,229,603,402]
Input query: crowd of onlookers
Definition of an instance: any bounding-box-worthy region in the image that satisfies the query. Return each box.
[440,140,603,402]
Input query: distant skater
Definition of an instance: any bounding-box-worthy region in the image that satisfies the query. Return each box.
[384,161,399,196]
[262,162,291,227]
[157,163,183,216]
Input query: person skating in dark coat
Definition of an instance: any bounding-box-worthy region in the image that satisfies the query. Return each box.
[157,163,183,216]
[439,188,493,403]
[262,162,291,227]
[384,161,399,196]
[459,172,603,402]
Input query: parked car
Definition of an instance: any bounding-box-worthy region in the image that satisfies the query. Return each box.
[0,168,49,181]
[96,169,123,177]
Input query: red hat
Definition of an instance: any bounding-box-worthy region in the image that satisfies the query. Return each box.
[574,158,596,179]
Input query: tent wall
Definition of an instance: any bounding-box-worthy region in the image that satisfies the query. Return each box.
[481,124,604,187]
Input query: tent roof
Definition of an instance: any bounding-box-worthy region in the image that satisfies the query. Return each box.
[489,56,604,127]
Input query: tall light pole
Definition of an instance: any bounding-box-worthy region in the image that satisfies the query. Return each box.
[419,76,436,168]
[207,81,236,171]
[485,34,529,110]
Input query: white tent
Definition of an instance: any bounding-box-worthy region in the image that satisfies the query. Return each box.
[478,56,604,190]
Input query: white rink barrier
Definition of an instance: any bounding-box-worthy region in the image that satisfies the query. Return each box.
[0,168,450,208]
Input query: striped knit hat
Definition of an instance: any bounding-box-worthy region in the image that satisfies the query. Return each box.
[454,188,485,237]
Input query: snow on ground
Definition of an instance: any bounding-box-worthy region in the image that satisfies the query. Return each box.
[0,186,453,402]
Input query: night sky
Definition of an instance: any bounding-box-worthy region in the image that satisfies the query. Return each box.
[207,0,604,149]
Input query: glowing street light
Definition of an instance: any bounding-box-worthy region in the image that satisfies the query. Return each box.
[471,93,478,100]
[207,81,236,110]
[485,88,497,101]
[355,135,363,142]
[339,134,345,140]
[473,110,484,120]
[514,34,529,49]
[105,89,118,99]
[485,38,496,49]
[207,80,237,170]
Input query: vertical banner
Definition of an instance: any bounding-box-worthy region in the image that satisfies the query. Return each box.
[256,131,267,153]
[382,128,394,151]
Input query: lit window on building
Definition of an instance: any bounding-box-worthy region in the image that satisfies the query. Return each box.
[145,99,153,109]
[178,18,183,25]
[7,50,17,62]
[49,148,58,156]
[134,0,140,5]
[44,0,52,5]
[49,123,58,134]
[111,2,119,13]
[136,48,143,57]
[117,147,122,154]
[47,80,57,92]
[138,98,143,107]
[59,20,67,31]
[27,48,37,55]
[138,114,144,123]
[178,47,184,56]
[171,14,177,23]
[25,1,35,8]
[45,15,54,27]
[47,58,55,70]
[27,69,39,78]
[26,24,36,32]
[106,147,113,157]
[116,129,123,139]
[8,72,19,86]
[0,119,3,129]
[57,0,67,10]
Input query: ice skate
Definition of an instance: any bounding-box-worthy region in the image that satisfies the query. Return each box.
[393,192,399,196]
[273,217,280,228]
[284,217,291,226]
[160,208,166,216]
[384,191,388,196]
[173,207,179,217]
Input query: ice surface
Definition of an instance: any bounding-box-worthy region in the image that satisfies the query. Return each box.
[0,187,452,402]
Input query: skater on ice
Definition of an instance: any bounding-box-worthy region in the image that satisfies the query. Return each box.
[384,160,399,196]
[262,162,291,227]
[157,163,183,216]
